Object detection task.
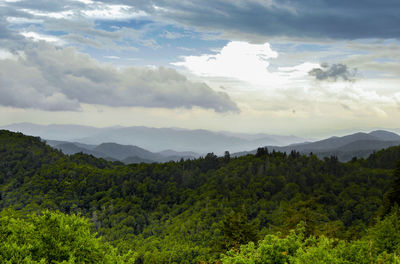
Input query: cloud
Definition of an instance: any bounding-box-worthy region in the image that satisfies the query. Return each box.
[0,42,239,113]
[21,31,66,45]
[0,58,81,111]
[277,77,397,111]
[81,4,147,20]
[0,16,31,52]
[0,49,15,59]
[3,0,400,43]
[103,55,120,59]
[6,0,75,13]
[309,63,357,82]
[0,1,155,51]
[172,41,279,86]
[173,41,320,91]
[278,62,320,79]
[160,30,185,40]
[91,0,400,40]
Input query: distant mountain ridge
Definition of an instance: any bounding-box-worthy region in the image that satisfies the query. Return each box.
[3,123,400,162]
[369,130,400,141]
[46,140,199,164]
[2,123,309,154]
[233,130,400,161]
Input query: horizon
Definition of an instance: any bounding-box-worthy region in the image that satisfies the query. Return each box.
[1,1,400,136]
[2,121,400,164]
[2,121,400,142]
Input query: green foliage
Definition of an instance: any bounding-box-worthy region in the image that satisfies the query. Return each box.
[214,208,259,253]
[293,236,349,264]
[1,129,400,263]
[0,209,136,263]
[222,213,400,264]
[367,206,400,254]
[383,161,400,215]
[365,146,400,169]
[222,225,304,264]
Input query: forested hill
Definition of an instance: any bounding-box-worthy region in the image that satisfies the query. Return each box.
[1,129,400,263]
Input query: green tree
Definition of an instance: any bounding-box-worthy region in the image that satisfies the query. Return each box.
[215,208,258,253]
[0,209,136,264]
[221,224,304,264]
[384,161,400,215]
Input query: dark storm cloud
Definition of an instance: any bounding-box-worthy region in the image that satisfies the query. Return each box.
[309,63,357,81]
[2,0,399,41]
[0,42,239,113]
[90,0,400,39]
[6,0,86,13]
[0,17,28,51]
[0,1,239,113]
[0,18,14,39]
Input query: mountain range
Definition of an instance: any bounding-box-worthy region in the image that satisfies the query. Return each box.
[45,140,199,164]
[2,123,400,162]
[234,130,400,161]
[1,123,307,154]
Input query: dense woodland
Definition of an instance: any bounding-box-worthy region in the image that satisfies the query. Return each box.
[1,129,400,263]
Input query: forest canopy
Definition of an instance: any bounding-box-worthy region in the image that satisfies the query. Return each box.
[1,130,400,263]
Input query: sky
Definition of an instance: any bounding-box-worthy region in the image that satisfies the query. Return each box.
[0,0,400,137]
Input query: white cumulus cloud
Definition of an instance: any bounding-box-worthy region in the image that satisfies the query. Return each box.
[172,41,319,90]
[172,41,280,86]
[0,42,239,113]
[21,31,65,45]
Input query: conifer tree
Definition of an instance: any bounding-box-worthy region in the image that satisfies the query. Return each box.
[217,208,258,252]
[382,161,400,216]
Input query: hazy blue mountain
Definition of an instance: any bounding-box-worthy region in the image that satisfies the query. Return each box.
[46,140,97,150]
[6,123,398,161]
[76,127,259,153]
[369,130,400,141]
[93,143,199,163]
[46,140,199,164]
[286,132,378,151]
[337,139,400,151]
[93,143,164,161]
[2,123,309,154]
[52,142,87,155]
[54,143,107,157]
[312,140,400,161]
[218,131,308,145]
[157,149,200,158]
[233,130,400,161]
